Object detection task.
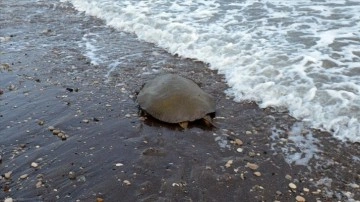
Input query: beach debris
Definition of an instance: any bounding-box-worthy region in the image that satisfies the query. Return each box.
[248,151,256,157]
[225,160,233,168]
[48,127,68,140]
[66,87,78,92]
[172,182,187,187]
[1,63,12,71]
[41,28,54,35]
[38,120,45,125]
[137,74,216,129]
[246,162,259,170]
[295,195,306,202]
[8,84,15,91]
[142,147,166,156]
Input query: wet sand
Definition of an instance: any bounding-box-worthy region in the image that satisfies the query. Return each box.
[1,1,359,201]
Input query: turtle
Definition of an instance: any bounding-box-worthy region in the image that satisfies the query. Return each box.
[136,74,216,129]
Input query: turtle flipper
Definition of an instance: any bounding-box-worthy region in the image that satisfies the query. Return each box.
[179,121,189,129]
[203,115,217,128]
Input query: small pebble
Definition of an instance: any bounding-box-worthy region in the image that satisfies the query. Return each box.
[66,87,74,92]
[38,120,45,125]
[4,171,12,179]
[234,138,243,146]
[303,188,310,192]
[48,126,55,131]
[4,198,14,202]
[245,131,252,135]
[36,181,42,188]
[68,171,76,180]
[123,180,131,185]
[312,189,321,194]
[289,182,297,190]
[82,119,89,123]
[97,198,104,202]
[349,183,359,189]
[125,114,131,118]
[236,148,243,153]
[115,163,124,167]
[248,152,256,157]
[296,195,306,202]
[20,174,29,179]
[253,171,261,177]
[31,162,39,168]
[61,134,67,141]
[36,174,44,180]
[225,160,233,168]
[52,129,61,135]
[246,162,259,170]
[285,174,292,180]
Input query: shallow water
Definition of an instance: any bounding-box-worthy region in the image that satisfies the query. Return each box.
[63,0,360,142]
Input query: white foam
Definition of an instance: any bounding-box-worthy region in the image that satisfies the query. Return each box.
[63,0,360,142]
[270,123,321,167]
[80,33,104,66]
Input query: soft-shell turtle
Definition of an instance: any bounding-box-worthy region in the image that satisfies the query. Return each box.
[137,74,216,128]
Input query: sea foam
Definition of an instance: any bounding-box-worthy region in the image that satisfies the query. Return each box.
[62,0,360,142]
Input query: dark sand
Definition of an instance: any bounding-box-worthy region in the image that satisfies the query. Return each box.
[1,1,359,201]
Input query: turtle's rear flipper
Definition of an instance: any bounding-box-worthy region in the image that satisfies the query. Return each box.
[179,121,189,129]
[203,115,217,128]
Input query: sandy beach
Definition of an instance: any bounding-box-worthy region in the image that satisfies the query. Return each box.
[1,1,359,201]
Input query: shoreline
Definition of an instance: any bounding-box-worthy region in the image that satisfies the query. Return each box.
[0,1,359,201]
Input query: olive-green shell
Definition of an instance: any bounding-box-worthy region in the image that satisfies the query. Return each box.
[137,74,215,123]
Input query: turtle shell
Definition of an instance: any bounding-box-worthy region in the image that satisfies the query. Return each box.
[137,74,215,123]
